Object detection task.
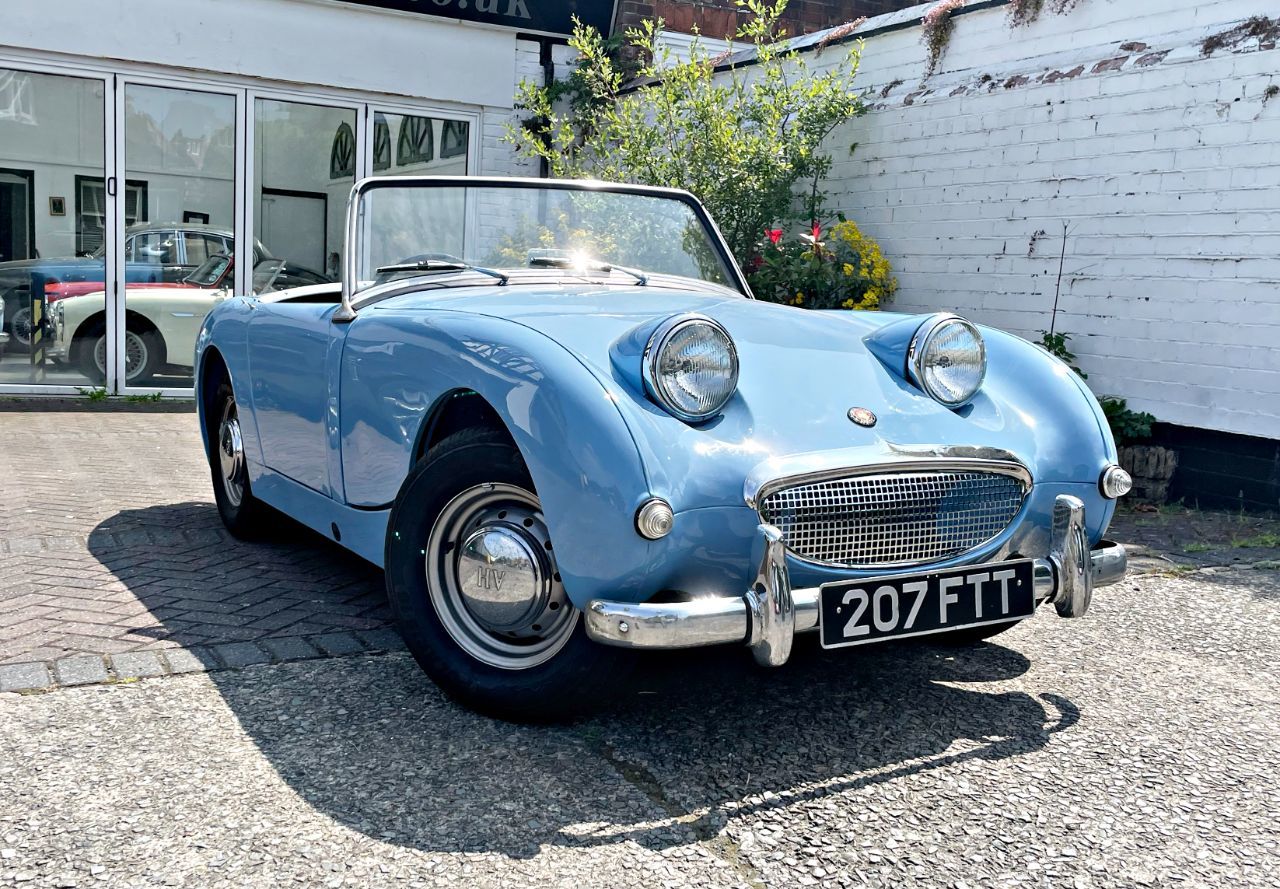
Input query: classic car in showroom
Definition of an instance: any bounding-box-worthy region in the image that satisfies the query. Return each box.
[195,176,1129,720]
[0,221,241,353]
[49,254,329,383]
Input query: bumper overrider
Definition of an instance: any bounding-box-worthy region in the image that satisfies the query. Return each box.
[584,494,1126,667]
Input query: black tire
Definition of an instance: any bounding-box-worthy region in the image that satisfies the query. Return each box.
[385,426,633,722]
[925,620,1022,646]
[208,380,275,540]
[72,319,163,384]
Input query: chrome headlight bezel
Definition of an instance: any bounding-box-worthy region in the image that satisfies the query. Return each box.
[642,314,739,423]
[907,313,987,407]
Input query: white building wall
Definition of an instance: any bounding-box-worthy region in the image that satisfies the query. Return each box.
[7,0,517,109]
[804,0,1280,441]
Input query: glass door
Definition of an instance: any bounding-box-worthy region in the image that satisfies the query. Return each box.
[116,80,237,391]
[0,66,109,390]
[250,97,358,292]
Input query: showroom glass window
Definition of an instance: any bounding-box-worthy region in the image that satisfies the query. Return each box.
[119,84,236,389]
[0,68,106,388]
[373,114,469,177]
[257,99,356,288]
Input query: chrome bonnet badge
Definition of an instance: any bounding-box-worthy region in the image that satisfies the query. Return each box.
[847,407,877,427]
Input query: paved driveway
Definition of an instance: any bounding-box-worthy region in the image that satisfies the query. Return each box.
[1,402,1278,887]
[0,403,394,688]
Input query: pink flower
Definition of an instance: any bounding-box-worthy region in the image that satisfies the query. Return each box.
[766,229,783,245]
[810,221,822,240]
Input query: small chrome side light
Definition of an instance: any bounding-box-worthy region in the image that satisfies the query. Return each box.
[636,498,675,540]
[1100,464,1133,499]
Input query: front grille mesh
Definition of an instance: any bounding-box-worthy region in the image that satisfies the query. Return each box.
[758,469,1026,568]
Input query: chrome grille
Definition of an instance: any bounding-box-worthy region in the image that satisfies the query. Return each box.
[757,468,1027,568]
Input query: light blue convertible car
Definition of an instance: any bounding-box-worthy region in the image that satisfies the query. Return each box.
[196,177,1128,719]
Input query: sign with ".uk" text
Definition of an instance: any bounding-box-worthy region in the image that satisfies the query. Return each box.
[333,0,615,37]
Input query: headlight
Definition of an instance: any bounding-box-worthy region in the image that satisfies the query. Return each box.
[908,314,986,407]
[643,314,739,422]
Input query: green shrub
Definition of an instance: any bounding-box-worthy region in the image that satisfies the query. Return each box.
[1100,396,1155,446]
[507,0,867,269]
[1035,329,1087,378]
[748,219,895,309]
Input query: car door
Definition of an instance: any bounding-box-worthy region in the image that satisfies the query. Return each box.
[245,300,345,499]
[181,231,230,270]
[126,230,184,284]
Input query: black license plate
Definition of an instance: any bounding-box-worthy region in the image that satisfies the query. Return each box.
[818,559,1036,649]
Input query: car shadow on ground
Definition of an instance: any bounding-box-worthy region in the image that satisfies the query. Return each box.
[86,502,388,656]
[89,503,1079,859]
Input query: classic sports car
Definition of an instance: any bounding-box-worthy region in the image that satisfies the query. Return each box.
[195,176,1128,720]
[50,254,329,383]
[0,222,240,352]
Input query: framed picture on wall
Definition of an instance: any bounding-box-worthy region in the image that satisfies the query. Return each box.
[183,210,210,224]
[48,196,66,216]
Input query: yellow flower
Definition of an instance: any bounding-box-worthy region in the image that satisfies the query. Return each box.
[842,298,855,309]
[793,292,805,305]
[842,263,854,276]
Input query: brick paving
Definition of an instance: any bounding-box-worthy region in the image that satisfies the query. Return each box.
[0,400,400,690]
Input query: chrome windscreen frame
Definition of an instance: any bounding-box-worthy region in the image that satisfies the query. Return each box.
[333,175,753,323]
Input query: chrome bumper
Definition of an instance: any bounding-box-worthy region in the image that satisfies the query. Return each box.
[585,494,1125,666]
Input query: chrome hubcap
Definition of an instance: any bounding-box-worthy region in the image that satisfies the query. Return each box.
[427,483,575,670]
[94,331,148,381]
[218,400,246,508]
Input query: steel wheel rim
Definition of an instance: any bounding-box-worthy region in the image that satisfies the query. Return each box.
[218,398,247,508]
[426,483,577,670]
[93,330,149,381]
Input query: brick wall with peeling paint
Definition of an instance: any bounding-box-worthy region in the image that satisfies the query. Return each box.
[809,0,1280,441]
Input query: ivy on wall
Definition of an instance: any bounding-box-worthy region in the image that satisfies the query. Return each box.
[922,0,1084,79]
[1007,0,1080,29]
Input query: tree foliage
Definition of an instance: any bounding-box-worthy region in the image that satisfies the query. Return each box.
[507,0,867,267]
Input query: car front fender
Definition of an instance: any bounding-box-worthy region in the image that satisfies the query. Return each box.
[338,308,663,606]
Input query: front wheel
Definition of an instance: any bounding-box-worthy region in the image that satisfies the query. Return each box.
[385,427,632,721]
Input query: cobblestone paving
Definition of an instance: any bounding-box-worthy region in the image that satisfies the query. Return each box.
[0,404,394,688]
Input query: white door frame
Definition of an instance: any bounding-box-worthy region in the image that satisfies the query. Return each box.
[0,60,112,396]
[113,73,243,397]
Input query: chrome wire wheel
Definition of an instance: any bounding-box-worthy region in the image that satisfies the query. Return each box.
[426,483,577,671]
[93,330,149,382]
[11,306,32,347]
[217,398,247,509]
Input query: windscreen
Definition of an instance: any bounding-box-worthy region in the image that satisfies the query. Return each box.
[354,183,737,293]
[186,254,231,287]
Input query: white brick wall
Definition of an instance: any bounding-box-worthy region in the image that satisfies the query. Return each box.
[805,0,1280,440]
[477,39,576,179]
